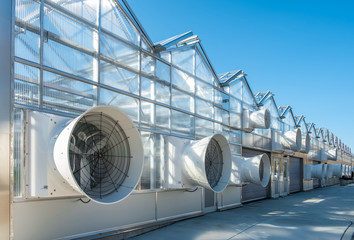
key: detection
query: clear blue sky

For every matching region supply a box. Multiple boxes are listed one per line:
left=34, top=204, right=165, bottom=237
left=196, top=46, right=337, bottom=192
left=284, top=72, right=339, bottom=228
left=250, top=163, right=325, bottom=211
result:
left=128, top=0, right=354, bottom=150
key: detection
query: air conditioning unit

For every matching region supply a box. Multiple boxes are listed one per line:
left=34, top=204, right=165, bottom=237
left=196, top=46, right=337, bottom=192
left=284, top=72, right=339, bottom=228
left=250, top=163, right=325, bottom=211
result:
left=242, top=109, right=270, bottom=132
left=164, top=134, right=232, bottom=193
left=271, top=128, right=302, bottom=153
left=229, top=153, right=271, bottom=187
left=326, top=164, right=342, bottom=178
left=26, top=106, right=144, bottom=204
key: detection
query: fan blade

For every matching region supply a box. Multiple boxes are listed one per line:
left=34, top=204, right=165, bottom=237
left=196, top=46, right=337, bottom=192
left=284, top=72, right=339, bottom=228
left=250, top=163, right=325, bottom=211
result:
left=70, top=143, right=82, bottom=155
left=86, top=137, right=108, bottom=155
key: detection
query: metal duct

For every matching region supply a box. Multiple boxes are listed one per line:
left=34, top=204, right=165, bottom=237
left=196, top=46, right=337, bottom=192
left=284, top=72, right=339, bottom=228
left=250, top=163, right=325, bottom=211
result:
left=53, top=106, right=144, bottom=204
left=326, top=164, right=342, bottom=178
left=303, top=164, right=312, bottom=180
left=308, top=150, right=322, bottom=161
left=321, top=148, right=337, bottom=161
left=165, top=134, right=232, bottom=193
left=281, top=128, right=302, bottom=152
left=229, top=154, right=271, bottom=188
left=323, top=164, right=328, bottom=179
left=311, top=164, right=325, bottom=180
left=242, top=109, right=271, bottom=132
left=300, top=133, right=310, bottom=154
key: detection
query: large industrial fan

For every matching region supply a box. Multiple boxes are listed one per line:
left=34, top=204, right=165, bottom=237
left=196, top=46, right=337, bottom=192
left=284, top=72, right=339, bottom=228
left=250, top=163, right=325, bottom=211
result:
left=27, top=106, right=143, bottom=204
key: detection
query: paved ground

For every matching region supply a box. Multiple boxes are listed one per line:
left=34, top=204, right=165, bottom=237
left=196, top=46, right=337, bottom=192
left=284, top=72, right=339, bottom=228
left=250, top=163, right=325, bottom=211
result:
left=131, top=184, right=354, bottom=240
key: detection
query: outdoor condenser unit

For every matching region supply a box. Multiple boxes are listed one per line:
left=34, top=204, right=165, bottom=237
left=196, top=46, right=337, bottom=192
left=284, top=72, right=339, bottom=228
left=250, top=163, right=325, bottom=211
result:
left=271, top=128, right=302, bottom=153
left=242, top=109, right=271, bottom=132
left=26, top=106, right=144, bottom=204
left=229, top=153, right=271, bottom=187
left=164, top=134, right=232, bottom=192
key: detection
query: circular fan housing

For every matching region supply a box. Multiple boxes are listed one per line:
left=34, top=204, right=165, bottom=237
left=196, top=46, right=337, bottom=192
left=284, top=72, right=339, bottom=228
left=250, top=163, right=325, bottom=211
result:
left=54, top=106, right=144, bottom=204
left=182, top=134, right=232, bottom=193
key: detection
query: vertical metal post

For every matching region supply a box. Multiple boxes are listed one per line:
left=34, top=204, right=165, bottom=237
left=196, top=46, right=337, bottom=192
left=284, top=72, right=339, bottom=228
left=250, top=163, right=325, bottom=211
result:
left=39, top=0, right=44, bottom=109
left=0, top=0, right=13, bottom=239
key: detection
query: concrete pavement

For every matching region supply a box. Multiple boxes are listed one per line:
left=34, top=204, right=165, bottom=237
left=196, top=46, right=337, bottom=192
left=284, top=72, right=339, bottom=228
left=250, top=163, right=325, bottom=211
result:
left=131, top=184, right=354, bottom=240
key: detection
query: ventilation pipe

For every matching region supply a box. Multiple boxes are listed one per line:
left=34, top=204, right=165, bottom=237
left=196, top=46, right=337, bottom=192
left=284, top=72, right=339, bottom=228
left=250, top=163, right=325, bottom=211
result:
left=320, top=149, right=337, bottom=161
left=308, top=150, right=322, bottom=161
left=164, top=134, right=232, bottom=193
left=327, top=164, right=342, bottom=178
left=281, top=128, right=302, bottom=152
left=311, top=164, right=325, bottom=179
left=230, top=153, right=271, bottom=187
left=242, top=109, right=271, bottom=132
left=323, top=164, right=328, bottom=179
left=53, top=106, right=144, bottom=204
left=300, top=133, right=311, bottom=154
left=303, top=164, right=312, bottom=180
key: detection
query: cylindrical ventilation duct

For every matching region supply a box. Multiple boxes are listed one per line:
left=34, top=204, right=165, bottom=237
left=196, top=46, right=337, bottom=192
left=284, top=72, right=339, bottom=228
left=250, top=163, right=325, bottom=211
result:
left=323, top=164, right=328, bottom=179
left=281, top=128, right=302, bottom=152
left=303, top=164, right=312, bottom=180
left=53, top=106, right=144, bottom=204
left=308, top=150, right=321, bottom=161
left=327, top=164, right=342, bottom=178
left=311, top=164, right=325, bottom=179
left=249, top=109, right=271, bottom=129
left=182, top=134, right=232, bottom=193
left=300, top=133, right=310, bottom=154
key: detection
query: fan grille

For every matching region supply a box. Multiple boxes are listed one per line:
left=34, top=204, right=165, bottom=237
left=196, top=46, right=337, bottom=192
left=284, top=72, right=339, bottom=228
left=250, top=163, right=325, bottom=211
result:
left=69, top=111, right=131, bottom=200
left=205, top=139, right=223, bottom=188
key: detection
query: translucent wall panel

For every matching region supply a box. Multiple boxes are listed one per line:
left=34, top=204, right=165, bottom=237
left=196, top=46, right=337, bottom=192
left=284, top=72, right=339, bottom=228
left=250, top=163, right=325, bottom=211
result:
left=171, top=47, right=194, bottom=74
left=195, top=118, right=213, bottom=139
left=242, top=81, right=255, bottom=106
left=141, top=37, right=153, bottom=53
left=100, top=60, right=139, bottom=95
left=229, top=79, right=242, bottom=98
left=229, top=130, right=242, bottom=144
left=222, top=92, right=230, bottom=110
left=156, top=105, right=170, bottom=132
left=99, top=88, right=138, bottom=122
left=172, top=88, right=194, bottom=113
left=171, top=110, right=194, bottom=137
left=230, top=111, right=242, bottom=129
left=100, top=33, right=139, bottom=70
left=155, top=82, right=170, bottom=105
left=160, top=51, right=171, bottom=63
left=172, top=68, right=194, bottom=93
left=214, top=89, right=223, bottom=107
left=15, top=0, right=40, bottom=26
left=14, top=26, right=40, bottom=63
left=214, top=123, right=222, bottom=134
left=196, top=80, right=212, bottom=100
left=140, top=132, right=165, bottom=189
left=14, top=62, right=39, bottom=107
left=230, top=144, right=242, bottom=155
left=44, top=40, right=95, bottom=81
left=13, top=108, right=24, bottom=197
left=51, top=0, right=99, bottom=25
left=196, top=98, right=213, bottom=118
left=43, top=70, right=97, bottom=114
left=141, top=77, right=154, bottom=100
left=156, top=60, right=170, bottom=82
left=141, top=53, right=155, bottom=76
left=101, top=0, right=139, bottom=46
left=214, top=106, right=222, bottom=122
left=141, top=101, right=154, bottom=128
left=195, top=51, right=214, bottom=85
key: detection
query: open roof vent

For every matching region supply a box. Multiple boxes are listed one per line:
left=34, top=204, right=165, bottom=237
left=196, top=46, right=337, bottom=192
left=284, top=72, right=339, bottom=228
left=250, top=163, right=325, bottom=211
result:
left=53, top=106, right=143, bottom=204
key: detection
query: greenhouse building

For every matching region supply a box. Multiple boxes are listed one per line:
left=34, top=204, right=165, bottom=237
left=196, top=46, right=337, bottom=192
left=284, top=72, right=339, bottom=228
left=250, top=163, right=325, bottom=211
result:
left=0, top=0, right=353, bottom=239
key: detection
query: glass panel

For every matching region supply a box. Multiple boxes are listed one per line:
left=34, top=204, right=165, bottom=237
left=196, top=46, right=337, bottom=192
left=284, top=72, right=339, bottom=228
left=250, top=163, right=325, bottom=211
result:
left=140, top=132, right=164, bottom=189
left=141, top=101, right=154, bottom=128
left=141, top=77, right=154, bottom=100
left=14, top=25, right=40, bottom=63
left=214, top=123, right=222, bottom=134
left=171, top=47, right=194, bottom=74
left=44, top=7, right=96, bottom=50
left=172, top=88, right=194, bottom=113
left=222, top=109, right=229, bottom=125
left=101, top=0, right=139, bottom=45
left=230, top=144, right=242, bottom=155
left=195, top=51, right=214, bottom=84
left=214, top=89, right=223, bottom=107
left=44, top=40, right=94, bottom=81
left=274, top=160, right=279, bottom=177
left=243, top=81, right=255, bottom=106
left=13, top=108, right=24, bottom=197
left=156, top=105, right=170, bottom=132
left=14, top=62, right=39, bottom=107
left=160, top=51, right=171, bottom=63
left=230, top=111, right=242, bottom=129
left=229, top=80, right=242, bottom=99
left=171, top=110, right=194, bottom=137
left=230, top=96, right=242, bottom=114
left=222, top=92, right=230, bottom=110
left=51, top=0, right=99, bottom=24
left=196, top=98, right=213, bottom=119
left=195, top=118, right=213, bottom=139
left=230, top=130, right=242, bottom=144
left=156, top=60, right=170, bottom=82
left=141, top=53, right=155, bottom=76
left=214, top=106, right=222, bottom=122
left=99, top=88, right=138, bottom=122
left=155, top=81, right=170, bottom=105
left=196, top=80, right=212, bottom=100
left=100, top=60, right=139, bottom=95
left=100, top=33, right=139, bottom=70
left=141, top=37, right=152, bottom=53
left=283, top=162, right=288, bottom=178
left=15, top=0, right=40, bottom=26
left=172, top=68, right=194, bottom=93
left=43, top=70, right=97, bottom=114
